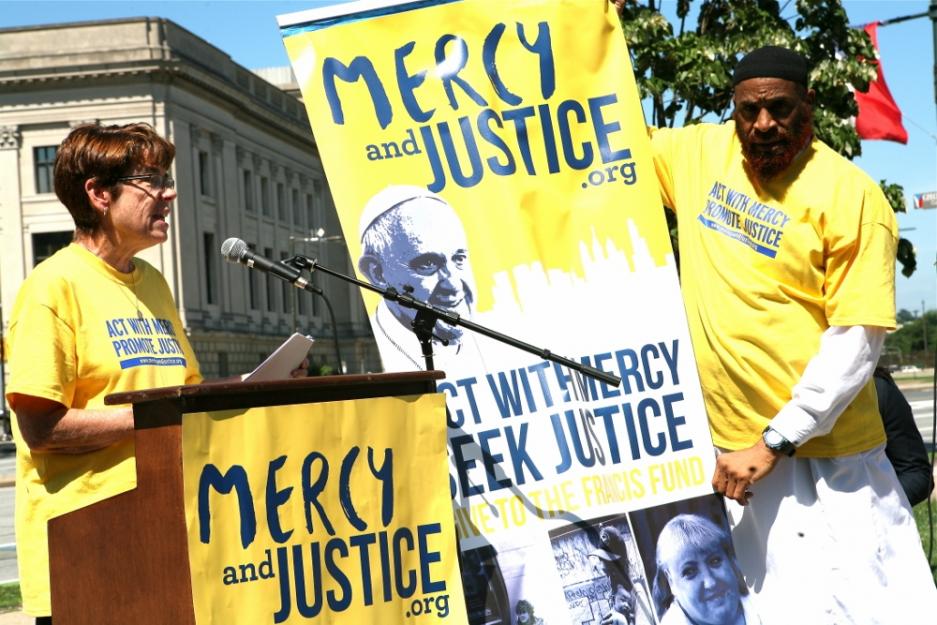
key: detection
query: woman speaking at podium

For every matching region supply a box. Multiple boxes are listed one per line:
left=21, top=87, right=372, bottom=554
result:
left=6, top=123, right=203, bottom=623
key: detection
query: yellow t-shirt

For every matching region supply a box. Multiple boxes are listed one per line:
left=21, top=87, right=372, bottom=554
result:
left=650, top=122, right=896, bottom=457
left=6, top=243, right=202, bottom=616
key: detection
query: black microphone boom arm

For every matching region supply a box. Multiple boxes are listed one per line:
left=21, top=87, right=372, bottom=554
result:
left=286, top=254, right=621, bottom=388
left=221, top=237, right=342, bottom=372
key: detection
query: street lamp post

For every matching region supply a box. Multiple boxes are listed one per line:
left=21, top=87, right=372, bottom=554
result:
left=923, top=299, right=929, bottom=367
left=932, top=1, right=937, bottom=127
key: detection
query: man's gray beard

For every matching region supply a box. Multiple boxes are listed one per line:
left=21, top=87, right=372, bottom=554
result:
left=736, top=113, right=812, bottom=181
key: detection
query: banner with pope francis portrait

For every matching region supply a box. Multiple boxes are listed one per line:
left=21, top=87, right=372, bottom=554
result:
left=280, top=1, right=730, bottom=624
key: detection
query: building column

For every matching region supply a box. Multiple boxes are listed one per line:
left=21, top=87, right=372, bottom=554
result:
left=0, top=125, right=25, bottom=319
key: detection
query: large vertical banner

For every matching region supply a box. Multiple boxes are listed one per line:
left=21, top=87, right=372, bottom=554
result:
left=281, top=2, right=742, bottom=624
left=181, top=396, right=467, bottom=623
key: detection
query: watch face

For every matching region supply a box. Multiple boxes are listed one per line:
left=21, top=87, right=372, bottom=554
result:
left=763, top=428, right=793, bottom=454
left=764, top=429, right=783, bottom=447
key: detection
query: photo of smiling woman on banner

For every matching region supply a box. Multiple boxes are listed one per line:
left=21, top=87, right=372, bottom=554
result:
left=652, top=514, right=758, bottom=625
left=630, top=496, right=761, bottom=625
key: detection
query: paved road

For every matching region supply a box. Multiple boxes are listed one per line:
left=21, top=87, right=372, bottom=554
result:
left=0, top=447, right=15, bottom=584
left=906, top=387, right=936, bottom=449
left=0, top=487, right=14, bottom=585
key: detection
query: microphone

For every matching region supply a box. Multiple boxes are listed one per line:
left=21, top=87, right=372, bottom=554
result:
left=220, top=237, right=322, bottom=294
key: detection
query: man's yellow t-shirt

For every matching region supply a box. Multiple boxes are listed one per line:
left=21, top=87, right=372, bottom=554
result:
left=6, top=243, right=202, bottom=616
left=650, top=122, right=897, bottom=457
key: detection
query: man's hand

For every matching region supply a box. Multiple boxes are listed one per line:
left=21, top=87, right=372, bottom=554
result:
left=711, top=439, right=782, bottom=505
left=610, top=0, right=626, bottom=18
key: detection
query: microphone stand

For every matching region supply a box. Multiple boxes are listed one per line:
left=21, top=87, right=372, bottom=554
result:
left=284, top=255, right=621, bottom=388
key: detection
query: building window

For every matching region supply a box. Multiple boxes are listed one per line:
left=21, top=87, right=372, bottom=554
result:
left=291, top=189, right=301, bottom=226
left=198, top=151, right=213, bottom=197
left=218, top=352, right=229, bottom=378
left=31, top=231, right=72, bottom=266
left=34, top=146, right=57, bottom=194
left=247, top=243, right=258, bottom=309
left=261, top=177, right=271, bottom=217
left=305, top=193, right=315, bottom=229
left=265, top=246, right=277, bottom=312
left=203, top=232, right=217, bottom=305
left=276, top=183, right=286, bottom=221
left=280, top=251, right=290, bottom=317
left=243, top=171, right=254, bottom=212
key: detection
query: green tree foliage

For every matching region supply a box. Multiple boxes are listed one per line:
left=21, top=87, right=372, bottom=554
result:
left=615, top=0, right=915, bottom=275
left=880, top=180, right=916, bottom=277
left=885, top=310, right=937, bottom=363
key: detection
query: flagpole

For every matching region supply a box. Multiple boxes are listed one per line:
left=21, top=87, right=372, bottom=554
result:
left=873, top=10, right=929, bottom=27
left=932, top=2, right=937, bottom=127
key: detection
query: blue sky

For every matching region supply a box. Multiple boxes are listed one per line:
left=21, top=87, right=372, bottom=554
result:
left=2, top=0, right=934, bottom=312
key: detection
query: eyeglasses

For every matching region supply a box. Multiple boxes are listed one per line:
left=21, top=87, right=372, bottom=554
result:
left=117, top=173, right=175, bottom=190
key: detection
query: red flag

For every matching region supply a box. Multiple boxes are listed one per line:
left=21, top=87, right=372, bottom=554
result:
left=855, top=22, right=908, bottom=143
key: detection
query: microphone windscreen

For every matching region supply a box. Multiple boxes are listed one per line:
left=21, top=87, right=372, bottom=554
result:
left=220, top=237, right=247, bottom=261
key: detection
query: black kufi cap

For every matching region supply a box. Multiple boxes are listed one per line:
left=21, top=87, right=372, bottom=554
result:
left=732, top=46, right=808, bottom=87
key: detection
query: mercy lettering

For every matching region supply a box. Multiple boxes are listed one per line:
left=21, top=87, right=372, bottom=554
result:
left=321, top=21, right=554, bottom=129
left=703, top=181, right=790, bottom=255
left=196, top=446, right=394, bottom=548
left=320, top=20, right=634, bottom=191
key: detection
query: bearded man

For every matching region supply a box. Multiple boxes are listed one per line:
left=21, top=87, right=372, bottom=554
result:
left=647, top=45, right=936, bottom=624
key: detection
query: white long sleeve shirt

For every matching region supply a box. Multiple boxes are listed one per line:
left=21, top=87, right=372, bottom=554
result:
left=769, top=325, right=885, bottom=446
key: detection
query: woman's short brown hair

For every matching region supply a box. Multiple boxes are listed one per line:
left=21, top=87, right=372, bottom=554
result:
left=53, top=123, right=175, bottom=234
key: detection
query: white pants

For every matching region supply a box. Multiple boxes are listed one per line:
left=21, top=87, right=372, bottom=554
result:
left=724, top=444, right=937, bottom=625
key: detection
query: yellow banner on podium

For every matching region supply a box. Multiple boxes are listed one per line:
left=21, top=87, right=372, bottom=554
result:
left=181, top=394, right=465, bottom=624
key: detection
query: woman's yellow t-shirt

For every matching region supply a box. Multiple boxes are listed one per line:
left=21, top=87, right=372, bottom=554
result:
left=6, top=244, right=202, bottom=616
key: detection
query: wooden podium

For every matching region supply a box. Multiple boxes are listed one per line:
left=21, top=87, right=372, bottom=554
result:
left=47, top=371, right=442, bottom=625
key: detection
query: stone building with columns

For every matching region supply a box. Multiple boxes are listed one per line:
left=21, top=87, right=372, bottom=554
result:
left=0, top=17, right=382, bottom=386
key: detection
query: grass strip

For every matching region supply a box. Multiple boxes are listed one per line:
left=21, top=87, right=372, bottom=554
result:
left=0, top=582, right=22, bottom=611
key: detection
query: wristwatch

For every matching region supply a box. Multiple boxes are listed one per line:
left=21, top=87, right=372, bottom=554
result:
left=762, top=426, right=796, bottom=457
